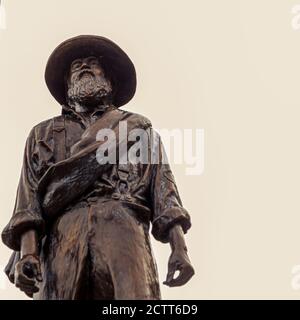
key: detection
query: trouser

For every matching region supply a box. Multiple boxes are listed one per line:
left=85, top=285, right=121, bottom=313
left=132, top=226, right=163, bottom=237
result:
left=37, top=200, right=161, bottom=300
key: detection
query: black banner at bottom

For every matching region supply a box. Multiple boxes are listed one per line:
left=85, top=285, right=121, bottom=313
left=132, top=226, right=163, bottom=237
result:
left=0, top=300, right=298, bottom=319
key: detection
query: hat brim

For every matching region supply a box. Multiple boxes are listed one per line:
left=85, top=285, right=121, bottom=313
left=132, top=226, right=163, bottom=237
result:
left=45, top=35, right=136, bottom=107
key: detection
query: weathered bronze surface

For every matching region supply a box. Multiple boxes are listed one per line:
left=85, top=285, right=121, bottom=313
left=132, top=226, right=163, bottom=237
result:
left=1, top=35, right=194, bottom=299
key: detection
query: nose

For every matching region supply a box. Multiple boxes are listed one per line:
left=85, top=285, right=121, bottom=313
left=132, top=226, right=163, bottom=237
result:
left=80, top=60, right=90, bottom=70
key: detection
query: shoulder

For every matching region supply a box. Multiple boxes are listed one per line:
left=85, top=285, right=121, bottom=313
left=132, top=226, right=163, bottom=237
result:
left=28, top=115, right=62, bottom=141
left=117, top=109, right=152, bottom=129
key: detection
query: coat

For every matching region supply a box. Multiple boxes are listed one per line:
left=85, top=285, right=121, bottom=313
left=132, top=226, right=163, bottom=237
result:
left=1, top=105, right=191, bottom=299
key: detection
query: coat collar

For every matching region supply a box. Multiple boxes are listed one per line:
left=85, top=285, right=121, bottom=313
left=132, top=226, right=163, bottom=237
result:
left=61, top=104, right=116, bottom=128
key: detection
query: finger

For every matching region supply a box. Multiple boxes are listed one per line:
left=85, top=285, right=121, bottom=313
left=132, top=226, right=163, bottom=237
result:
left=25, top=291, right=34, bottom=298
left=19, top=283, right=39, bottom=294
left=36, top=273, right=43, bottom=283
left=15, top=280, right=36, bottom=291
left=16, top=280, right=39, bottom=294
left=167, top=265, right=195, bottom=287
left=163, top=263, right=177, bottom=286
left=32, top=263, right=43, bottom=282
left=15, top=272, right=36, bottom=287
left=20, top=287, right=38, bottom=298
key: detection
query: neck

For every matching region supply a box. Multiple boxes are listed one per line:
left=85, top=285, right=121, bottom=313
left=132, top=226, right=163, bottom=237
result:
left=71, top=101, right=112, bottom=114
left=66, top=102, right=114, bottom=128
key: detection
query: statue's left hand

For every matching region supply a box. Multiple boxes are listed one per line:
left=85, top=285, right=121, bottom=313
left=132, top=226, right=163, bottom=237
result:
left=14, top=254, right=42, bottom=297
left=163, top=248, right=195, bottom=287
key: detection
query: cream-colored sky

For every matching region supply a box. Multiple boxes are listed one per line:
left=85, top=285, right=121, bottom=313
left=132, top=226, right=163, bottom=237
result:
left=1, top=0, right=300, bottom=299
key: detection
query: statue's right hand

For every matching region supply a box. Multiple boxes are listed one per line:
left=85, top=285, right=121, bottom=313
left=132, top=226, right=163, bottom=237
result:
left=14, top=254, right=42, bottom=297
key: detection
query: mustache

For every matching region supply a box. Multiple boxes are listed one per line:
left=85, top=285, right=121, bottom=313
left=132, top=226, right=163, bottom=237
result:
left=75, top=69, right=96, bottom=81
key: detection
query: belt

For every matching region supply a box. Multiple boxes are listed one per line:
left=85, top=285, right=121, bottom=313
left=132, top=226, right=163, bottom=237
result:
left=87, top=196, right=151, bottom=227
left=62, top=164, right=152, bottom=226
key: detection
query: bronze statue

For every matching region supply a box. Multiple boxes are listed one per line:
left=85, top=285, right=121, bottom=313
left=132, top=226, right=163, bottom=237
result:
left=1, top=35, right=194, bottom=299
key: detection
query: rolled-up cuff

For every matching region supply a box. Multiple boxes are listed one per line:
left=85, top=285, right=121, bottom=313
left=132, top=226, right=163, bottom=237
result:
left=151, top=207, right=191, bottom=243
left=1, top=210, right=45, bottom=251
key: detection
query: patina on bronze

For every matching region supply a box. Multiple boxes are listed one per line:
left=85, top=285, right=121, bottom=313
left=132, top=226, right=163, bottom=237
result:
left=1, top=35, right=194, bottom=299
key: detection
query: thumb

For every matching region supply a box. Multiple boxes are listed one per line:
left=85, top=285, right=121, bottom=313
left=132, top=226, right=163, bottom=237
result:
left=163, top=263, right=176, bottom=285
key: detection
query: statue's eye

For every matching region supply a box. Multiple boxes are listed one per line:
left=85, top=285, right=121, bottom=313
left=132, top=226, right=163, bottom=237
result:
left=90, top=60, right=98, bottom=66
left=72, top=61, right=82, bottom=70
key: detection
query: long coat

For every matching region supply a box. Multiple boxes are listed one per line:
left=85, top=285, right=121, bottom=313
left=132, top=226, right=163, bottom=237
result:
left=1, top=105, right=191, bottom=299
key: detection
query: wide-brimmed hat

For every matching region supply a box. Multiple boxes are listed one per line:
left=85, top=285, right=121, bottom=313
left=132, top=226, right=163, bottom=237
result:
left=45, top=35, right=137, bottom=107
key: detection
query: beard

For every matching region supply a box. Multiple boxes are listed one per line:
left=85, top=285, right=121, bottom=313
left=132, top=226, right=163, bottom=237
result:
left=67, top=72, right=113, bottom=108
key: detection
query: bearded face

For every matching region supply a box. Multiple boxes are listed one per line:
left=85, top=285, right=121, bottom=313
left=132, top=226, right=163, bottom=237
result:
left=67, top=56, right=113, bottom=108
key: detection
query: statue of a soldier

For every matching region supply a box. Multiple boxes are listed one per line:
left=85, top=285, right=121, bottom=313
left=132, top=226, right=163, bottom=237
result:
left=1, top=35, right=194, bottom=299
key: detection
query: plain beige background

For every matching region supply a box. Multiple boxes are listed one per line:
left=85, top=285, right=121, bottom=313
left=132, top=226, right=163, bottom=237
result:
left=1, top=0, right=300, bottom=299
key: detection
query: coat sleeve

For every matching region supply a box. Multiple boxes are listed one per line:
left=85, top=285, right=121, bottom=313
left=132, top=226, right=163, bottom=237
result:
left=150, top=130, right=191, bottom=243
left=1, top=128, right=45, bottom=251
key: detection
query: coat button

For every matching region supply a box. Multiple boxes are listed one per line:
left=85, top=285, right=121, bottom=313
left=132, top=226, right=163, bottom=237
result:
left=112, top=193, right=121, bottom=200
left=125, top=195, right=133, bottom=202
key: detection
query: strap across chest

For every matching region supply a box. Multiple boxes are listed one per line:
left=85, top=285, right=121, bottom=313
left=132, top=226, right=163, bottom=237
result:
left=53, top=116, right=66, bottom=162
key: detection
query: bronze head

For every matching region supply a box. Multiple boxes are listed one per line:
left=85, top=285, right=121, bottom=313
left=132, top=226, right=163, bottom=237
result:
left=66, top=56, right=113, bottom=110
left=44, top=35, right=137, bottom=108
